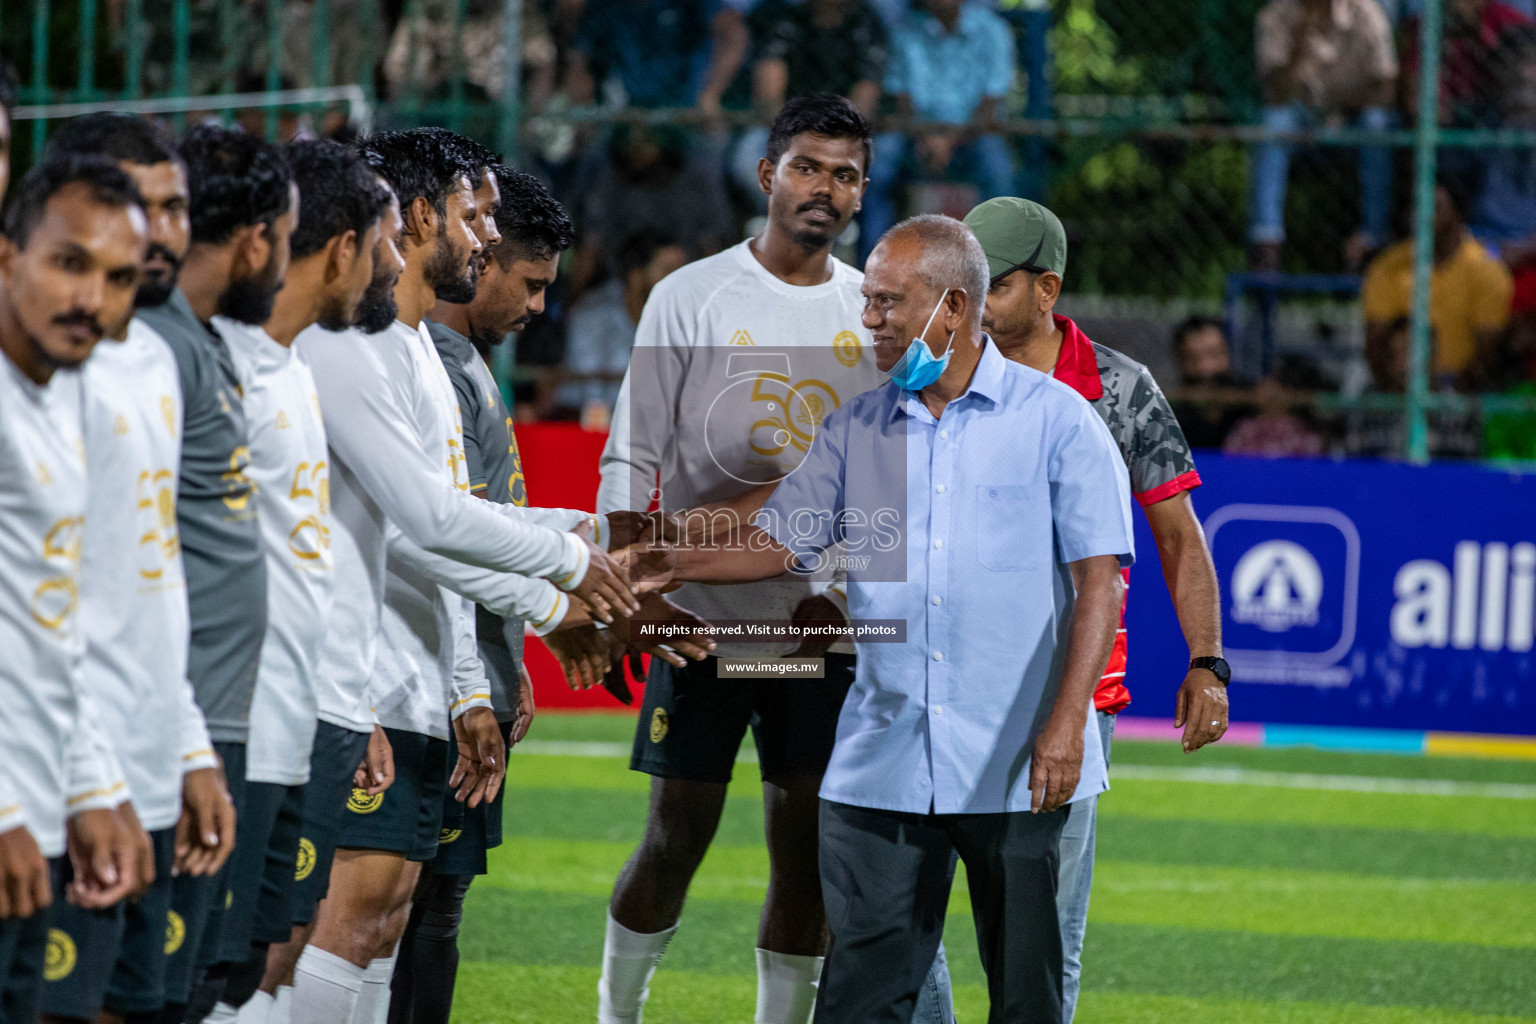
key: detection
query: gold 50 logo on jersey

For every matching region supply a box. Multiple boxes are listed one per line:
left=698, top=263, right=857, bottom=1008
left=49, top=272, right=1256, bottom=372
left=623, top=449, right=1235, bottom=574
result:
left=137, top=468, right=181, bottom=583
left=32, top=516, right=84, bottom=630
left=703, top=352, right=842, bottom=488
left=287, top=461, right=332, bottom=561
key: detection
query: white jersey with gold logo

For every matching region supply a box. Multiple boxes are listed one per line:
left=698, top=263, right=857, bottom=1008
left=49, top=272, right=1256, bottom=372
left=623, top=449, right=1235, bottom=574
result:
left=79, top=320, right=218, bottom=832
left=599, top=240, right=883, bottom=657
left=0, top=357, right=128, bottom=857
left=217, top=316, right=333, bottom=785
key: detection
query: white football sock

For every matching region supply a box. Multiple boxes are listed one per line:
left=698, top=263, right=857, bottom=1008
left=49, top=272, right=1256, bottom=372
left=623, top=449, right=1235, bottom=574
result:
left=202, top=1002, right=239, bottom=1024
left=291, top=945, right=364, bottom=1024
left=597, top=912, right=678, bottom=1024
left=754, top=948, right=824, bottom=1024
left=270, top=985, right=293, bottom=1024
left=349, top=953, right=397, bottom=1024
left=234, top=989, right=275, bottom=1024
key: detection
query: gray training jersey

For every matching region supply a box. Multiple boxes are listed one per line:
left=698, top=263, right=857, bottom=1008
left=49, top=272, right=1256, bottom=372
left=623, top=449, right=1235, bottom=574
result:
left=427, top=319, right=527, bottom=722
left=139, top=290, right=267, bottom=742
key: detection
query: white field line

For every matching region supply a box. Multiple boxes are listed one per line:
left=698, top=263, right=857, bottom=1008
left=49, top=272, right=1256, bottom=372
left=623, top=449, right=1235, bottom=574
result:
left=514, top=740, right=1536, bottom=800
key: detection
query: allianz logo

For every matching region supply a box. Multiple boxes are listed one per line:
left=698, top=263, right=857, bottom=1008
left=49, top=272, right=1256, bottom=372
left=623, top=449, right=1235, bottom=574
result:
left=1228, top=537, right=1534, bottom=654
left=1392, top=541, right=1536, bottom=652
left=1231, top=540, right=1323, bottom=633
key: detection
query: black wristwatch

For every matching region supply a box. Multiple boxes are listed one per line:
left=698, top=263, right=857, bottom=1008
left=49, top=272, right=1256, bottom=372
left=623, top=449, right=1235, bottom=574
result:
left=1189, top=656, right=1230, bottom=686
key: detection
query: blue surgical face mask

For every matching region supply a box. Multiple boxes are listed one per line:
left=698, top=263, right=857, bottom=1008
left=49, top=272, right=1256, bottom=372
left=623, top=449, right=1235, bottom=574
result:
left=888, top=288, right=954, bottom=392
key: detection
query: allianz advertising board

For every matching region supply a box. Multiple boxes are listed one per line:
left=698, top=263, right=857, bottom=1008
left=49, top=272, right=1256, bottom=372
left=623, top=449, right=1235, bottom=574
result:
left=1122, top=454, right=1536, bottom=735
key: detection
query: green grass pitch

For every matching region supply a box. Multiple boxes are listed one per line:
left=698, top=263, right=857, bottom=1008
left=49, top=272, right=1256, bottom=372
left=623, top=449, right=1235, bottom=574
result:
left=449, top=712, right=1536, bottom=1023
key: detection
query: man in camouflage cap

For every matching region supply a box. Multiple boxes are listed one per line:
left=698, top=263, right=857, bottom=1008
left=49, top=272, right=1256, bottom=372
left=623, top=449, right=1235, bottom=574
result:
left=913, top=197, right=1233, bottom=1023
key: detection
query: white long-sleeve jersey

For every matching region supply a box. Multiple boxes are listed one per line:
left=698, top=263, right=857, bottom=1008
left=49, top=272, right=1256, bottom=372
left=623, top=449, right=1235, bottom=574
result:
left=296, top=321, right=588, bottom=735
left=376, top=322, right=510, bottom=738
left=598, top=241, right=880, bottom=656
left=217, top=317, right=333, bottom=784
left=78, top=321, right=217, bottom=832
left=0, top=357, right=129, bottom=857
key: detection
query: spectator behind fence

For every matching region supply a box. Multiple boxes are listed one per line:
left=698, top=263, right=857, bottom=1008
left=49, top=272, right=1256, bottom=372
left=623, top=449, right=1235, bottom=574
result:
left=729, top=0, right=890, bottom=200
left=1404, top=0, right=1532, bottom=127
left=1470, top=25, right=1536, bottom=247
left=382, top=0, right=558, bottom=111
left=1362, top=178, right=1513, bottom=387
left=861, top=0, right=1016, bottom=261
left=1347, top=315, right=1484, bottom=457
left=1483, top=263, right=1536, bottom=458
left=560, top=230, right=691, bottom=415
left=1251, top=0, right=1398, bottom=271
left=565, top=0, right=747, bottom=112
left=569, top=124, right=732, bottom=297
left=1223, top=357, right=1330, bottom=458
left=1170, top=316, right=1253, bottom=449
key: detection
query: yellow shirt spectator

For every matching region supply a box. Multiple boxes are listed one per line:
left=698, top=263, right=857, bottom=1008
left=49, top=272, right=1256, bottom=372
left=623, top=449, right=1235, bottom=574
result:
left=1362, top=232, right=1513, bottom=376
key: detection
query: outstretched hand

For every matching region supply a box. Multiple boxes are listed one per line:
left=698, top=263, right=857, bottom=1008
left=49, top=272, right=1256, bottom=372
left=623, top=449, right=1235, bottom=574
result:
left=614, top=593, right=717, bottom=667
left=451, top=707, right=506, bottom=809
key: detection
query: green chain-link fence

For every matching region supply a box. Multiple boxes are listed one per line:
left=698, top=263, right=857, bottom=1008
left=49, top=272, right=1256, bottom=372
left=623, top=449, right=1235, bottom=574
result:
left=6, top=0, right=1536, bottom=462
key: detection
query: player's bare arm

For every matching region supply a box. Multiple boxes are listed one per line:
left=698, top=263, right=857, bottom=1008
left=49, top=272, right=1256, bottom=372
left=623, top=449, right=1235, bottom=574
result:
left=1144, top=490, right=1229, bottom=752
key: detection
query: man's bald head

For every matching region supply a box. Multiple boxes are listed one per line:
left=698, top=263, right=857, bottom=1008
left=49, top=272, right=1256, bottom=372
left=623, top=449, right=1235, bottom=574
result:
left=873, top=215, right=989, bottom=329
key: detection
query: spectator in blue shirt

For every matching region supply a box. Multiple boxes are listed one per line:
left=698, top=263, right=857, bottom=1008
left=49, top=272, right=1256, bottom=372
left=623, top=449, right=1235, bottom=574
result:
left=729, top=0, right=890, bottom=200
left=565, top=0, right=748, bottom=112
left=666, top=215, right=1133, bottom=1023
left=862, top=0, right=1017, bottom=261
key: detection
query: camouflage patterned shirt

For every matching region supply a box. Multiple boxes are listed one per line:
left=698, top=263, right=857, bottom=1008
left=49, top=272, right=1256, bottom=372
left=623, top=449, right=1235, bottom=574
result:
left=1049, top=315, right=1202, bottom=712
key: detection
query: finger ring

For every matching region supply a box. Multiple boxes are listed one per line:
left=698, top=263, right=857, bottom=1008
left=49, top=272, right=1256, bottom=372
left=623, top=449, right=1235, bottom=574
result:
left=1211, top=720, right=1220, bottom=727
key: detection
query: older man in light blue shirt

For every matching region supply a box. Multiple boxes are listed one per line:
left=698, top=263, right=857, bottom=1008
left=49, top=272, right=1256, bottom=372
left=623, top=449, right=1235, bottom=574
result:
left=668, top=215, right=1132, bottom=1023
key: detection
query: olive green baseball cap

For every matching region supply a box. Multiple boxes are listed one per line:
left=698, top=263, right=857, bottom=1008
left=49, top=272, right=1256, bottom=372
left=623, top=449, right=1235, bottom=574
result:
left=963, top=197, right=1067, bottom=281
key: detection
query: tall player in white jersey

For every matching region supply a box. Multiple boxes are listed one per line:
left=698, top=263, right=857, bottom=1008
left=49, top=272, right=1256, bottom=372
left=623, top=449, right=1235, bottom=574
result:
left=596, top=95, right=884, bottom=1024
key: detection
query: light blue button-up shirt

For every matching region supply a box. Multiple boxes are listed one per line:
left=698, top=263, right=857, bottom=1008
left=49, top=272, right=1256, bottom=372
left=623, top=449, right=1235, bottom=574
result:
left=756, top=338, right=1134, bottom=815
left=885, top=3, right=1016, bottom=124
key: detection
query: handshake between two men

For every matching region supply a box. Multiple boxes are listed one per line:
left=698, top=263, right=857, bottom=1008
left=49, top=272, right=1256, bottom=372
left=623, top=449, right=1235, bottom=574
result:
left=542, top=494, right=842, bottom=704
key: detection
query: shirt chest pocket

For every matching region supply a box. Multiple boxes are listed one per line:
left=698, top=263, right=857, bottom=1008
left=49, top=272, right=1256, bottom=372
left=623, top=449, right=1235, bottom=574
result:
left=975, top=485, right=1049, bottom=572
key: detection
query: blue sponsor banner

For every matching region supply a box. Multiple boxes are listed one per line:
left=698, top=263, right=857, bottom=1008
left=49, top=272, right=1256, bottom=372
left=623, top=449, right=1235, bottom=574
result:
left=1122, top=454, right=1536, bottom=736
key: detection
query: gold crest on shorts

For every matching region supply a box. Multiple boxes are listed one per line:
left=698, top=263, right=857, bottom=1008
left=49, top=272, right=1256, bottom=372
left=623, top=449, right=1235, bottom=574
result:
left=295, top=837, right=317, bottom=881
left=165, top=910, right=186, bottom=956
left=348, top=787, right=384, bottom=814
left=44, top=928, right=76, bottom=981
left=439, top=828, right=462, bottom=844
left=650, top=708, right=669, bottom=743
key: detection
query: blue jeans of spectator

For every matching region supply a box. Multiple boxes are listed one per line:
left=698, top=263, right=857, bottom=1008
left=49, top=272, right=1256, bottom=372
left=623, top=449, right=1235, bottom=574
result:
left=1250, top=103, right=1394, bottom=246
left=912, top=711, right=1117, bottom=1024
left=861, top=131, right=1016, bottom=263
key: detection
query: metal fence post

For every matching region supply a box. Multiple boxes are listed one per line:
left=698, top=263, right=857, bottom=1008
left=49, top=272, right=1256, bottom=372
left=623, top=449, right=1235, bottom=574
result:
left=78, top=0, right=99, bottom=101
left=1407, top=0, right=1442, bottom=463
left=449, top=0, right=468, bottom=132
left=499, top=0, right=523, bottom=162
left=173, top=0, right=191, bottom=131
left=266, top=0, right=283, bottom=139
left=314, top=0, right=333, bottom=90
left=124, top=0, right=144, bottom=98
left=30, top=0, right=49, bottom=154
